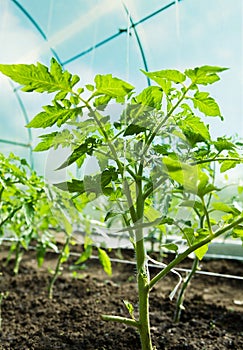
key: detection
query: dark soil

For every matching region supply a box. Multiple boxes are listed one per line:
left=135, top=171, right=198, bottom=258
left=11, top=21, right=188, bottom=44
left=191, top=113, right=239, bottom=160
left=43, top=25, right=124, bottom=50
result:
left=0, top=247, right=242, bottom=350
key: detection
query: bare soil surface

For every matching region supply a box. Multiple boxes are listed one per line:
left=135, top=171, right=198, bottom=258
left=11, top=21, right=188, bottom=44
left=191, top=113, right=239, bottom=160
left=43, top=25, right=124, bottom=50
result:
left=0, top=247, right=242, bottom=350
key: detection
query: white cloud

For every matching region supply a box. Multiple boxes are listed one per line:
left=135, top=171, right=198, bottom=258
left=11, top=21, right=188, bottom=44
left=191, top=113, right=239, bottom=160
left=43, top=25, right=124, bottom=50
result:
left=0, top=5, right=43, bottom=64
left=22, top=0, right=122, bottom=62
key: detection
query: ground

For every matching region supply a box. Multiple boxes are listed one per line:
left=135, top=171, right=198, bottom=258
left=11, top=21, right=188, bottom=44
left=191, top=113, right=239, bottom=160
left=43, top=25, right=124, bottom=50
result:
left=0, top=247, right=242, bottom=350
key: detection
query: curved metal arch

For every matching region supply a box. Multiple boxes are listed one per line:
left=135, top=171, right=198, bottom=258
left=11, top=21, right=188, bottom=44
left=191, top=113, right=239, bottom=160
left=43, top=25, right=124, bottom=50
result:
left=9, top=81, right=34, bottom=167
left=61, top=0, right=183, bottom=71
left=11, top=0, right=62, bottom=64
left=62, top=32, right=123, bottom=66
left=122, top=2, right=150, bottom=86
left=8, top=0, right=64, bottom=167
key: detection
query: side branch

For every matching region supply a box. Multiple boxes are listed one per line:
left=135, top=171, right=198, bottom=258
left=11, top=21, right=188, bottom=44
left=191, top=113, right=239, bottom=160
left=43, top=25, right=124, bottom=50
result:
left=101, top=314, right=139, bottom=328
left=149, top=215, right=243, bottom=290
left=190, top=157, right=243, bottom=166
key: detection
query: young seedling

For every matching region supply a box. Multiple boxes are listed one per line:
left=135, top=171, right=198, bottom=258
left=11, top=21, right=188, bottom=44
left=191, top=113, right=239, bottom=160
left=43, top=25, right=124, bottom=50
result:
left=0, top=60, right=242, bottom=350
left=0, top=152, right=53, bottom=273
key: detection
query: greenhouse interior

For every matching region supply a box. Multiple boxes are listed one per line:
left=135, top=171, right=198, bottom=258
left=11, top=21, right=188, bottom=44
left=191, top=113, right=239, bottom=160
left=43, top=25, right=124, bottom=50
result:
left=0, top=1, right=242, bottom=349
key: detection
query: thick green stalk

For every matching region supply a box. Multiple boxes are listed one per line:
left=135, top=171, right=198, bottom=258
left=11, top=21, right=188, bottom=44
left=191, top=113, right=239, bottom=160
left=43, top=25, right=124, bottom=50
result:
left=101, top=177, right=153, bottom=349
left=135, top=177, right=153, bottom=350
left=136, top=239, right=152, bottom=350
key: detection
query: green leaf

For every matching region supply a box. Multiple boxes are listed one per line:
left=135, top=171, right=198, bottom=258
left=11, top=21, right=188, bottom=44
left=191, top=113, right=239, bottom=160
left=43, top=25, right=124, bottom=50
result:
left=56, top=137, right=100, bottom=170
left=212, top=202, right=240, bottom=215
left=26, top=105, right=82, bottom=128
left=144, top=206, right=161, bottom=223
left=238, top=186, right=243, bottom=194
left=183, top=227, right=209, bottom=259
left=101, top=187, right=114, bottom=198
left=179, top=115, right=210, bottom=141
left=109, top=187, right=123, bottom=201
left=23, top=202, right=34, bottom=225
left=134, top=86, right=163, bottom=109
left=62, top=214, right=73, bottom=236
left=162, top=156, right=198, bottom=193
left=36, top=246, right=46, bottom=267
left=194, top=244, right=208, bottom=260
left=54, top=90, right=68, bottom=101
left=70, top=95, right=80, bottom=105
left=161, top=243, right=178, bottom=252
left=95, top=151, right=109, bottom=171
left=51, top=129, right=74, bottom=149
left=199, top=183, right=218, bottom=197
left=141, top=69, right=186, bottom=84
left=123, top=300, right=135, bottom=319
left=104, top=211, right=121, bottom=221
left=93, top=95, right=112, bottom=109
left=0, top=58, right=80, bottom=93
left=60, top=244, right=70, bottom=263
left=182, top=227, right=195, bottom=246
left=153, top=144, right=170, bottom=155
left=33, top=132, right=58, bottom=151
left=197, top=172, right=219, bottom=198
left=61, top=169, right=117, bottom=198
left=180, top=200, right=204, bottom=214
left=220, top=161, right=237, bottom=173
left=98, top=248, right=112, bottom=276
left=54, top=179, right=85, bottom=193
left=101, top=168, right=117, bottom=189
left=232, top=225, right=243, bottom=238
left=94, top=74, right=134, bottom=99
left=213, top=137, right=236, bottom=152
left=124, top=124, right=147, bottom=136
left=86, top=84, right=94, bottom=91
left=185, top=66, right=228, bottom=85
left=75, top=245, right=92, bottom=264
left=192, top=91, right=221, bottom=116
left=83, top=175, right=102, bottom=196
left=159, top=217, right=175, bottom=225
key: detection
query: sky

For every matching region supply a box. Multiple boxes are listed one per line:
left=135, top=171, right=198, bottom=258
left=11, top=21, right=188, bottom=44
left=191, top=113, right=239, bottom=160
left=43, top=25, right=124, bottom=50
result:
left=0, top=0, right=242, bottom=183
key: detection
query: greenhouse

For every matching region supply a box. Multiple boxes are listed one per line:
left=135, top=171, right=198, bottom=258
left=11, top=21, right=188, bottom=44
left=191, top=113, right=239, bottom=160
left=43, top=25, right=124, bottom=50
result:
left=0, top=1, right=242, bottom=349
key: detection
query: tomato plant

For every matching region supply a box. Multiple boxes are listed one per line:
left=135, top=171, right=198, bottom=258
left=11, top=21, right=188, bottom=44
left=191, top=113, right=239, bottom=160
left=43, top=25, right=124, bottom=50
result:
left=0, top=152, right=58, bottom=273
left=0, top=152, right=93, bottom=297
left=0, top=60, right=242, bottom=350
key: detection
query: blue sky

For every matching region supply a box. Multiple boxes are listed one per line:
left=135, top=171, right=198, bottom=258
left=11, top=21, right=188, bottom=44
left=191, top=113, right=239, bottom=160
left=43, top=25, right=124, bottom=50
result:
left=0, top=0, right=242, bottom=182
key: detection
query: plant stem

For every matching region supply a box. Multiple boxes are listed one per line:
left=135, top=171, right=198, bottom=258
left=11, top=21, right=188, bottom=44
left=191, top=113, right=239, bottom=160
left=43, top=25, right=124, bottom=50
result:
left=13, top=241, right=23, bottom=275
left=48, top=235, right=70, bottom=299
left=135, top=175, right=153, bottom=350
left=173, top=257, right=199, bottom=323
left=0, top=205, right=22, bottom=227
left=136, top=239, right=152, bottom=350
left=201, top=196, right=213, bottom=236
left=190, top=157, right=242, bottom=166
left=143, top=83, right=193, bottom=156
left=149, top=214, right=243, bottom=290
left=101, top=314, right=139, bottom=328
